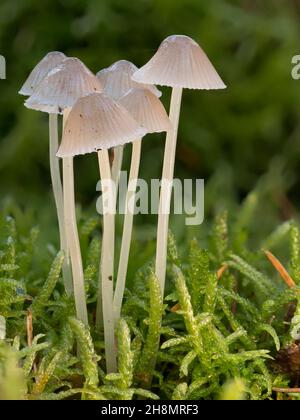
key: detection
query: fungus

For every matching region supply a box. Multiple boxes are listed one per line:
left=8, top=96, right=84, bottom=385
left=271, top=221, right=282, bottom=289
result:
left=57, top=92, right=146, bottom=373
left=113, top=87, right=171, bottom=322
left=26, top=57, right=102, bottom=326
left=19, top=52, right=73, bottom=293
left=132, top=35, right=226, bottom=295
left=19, top=52, right=66, bottom=97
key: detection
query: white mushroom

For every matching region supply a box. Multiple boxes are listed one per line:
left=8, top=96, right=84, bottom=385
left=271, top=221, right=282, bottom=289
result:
left=19, top=51, right=73, bottom=295
left=58, top=92, right=146, bottom=373
left=27, top=57, right=103, bottom=328
left=132, top=35, right=226, bottom=296
left=113, top=88, right=171, bottom=323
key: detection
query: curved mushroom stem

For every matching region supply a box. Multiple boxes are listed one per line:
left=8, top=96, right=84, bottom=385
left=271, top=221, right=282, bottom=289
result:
left=49, top=113, right=73, bottom=296
left=155, top=87, right=183, bottom=296
left=96, top=149, right=117, bottom=373
left=62, top=110, right=88, bottom=326
left=114, top=139, right=142, bottom=323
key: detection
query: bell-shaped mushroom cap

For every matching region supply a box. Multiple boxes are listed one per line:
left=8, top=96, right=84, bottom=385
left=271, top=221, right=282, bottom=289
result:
left=119, top=88, right=171, bottom=133
left=19, top=51, right=67, bottom=96
left=96, top=60, right=161, bottom=101
left=24, top=103, right=60, bottom=114
left=132, top=35, right=226, bottom=90
left=57, top=93, right=147, bottom=158
left=25, top=57, right=103, bottom=114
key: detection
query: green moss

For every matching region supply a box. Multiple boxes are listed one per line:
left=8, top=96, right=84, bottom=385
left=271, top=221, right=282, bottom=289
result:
left=0, top=204, right=299, bottom=400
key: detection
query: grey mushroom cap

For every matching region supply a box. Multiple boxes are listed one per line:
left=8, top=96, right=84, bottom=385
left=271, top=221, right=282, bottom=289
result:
left=132, top=35, right=226, bottom=90
left=97, top=60, right=161, bottom=101
left=57, top=92, right=148, bottom=158
left=19, top=51, right=67, bottom=96
left=25, top=57, right=103, bottom=114
left=119, top=87, right=172, bottom=133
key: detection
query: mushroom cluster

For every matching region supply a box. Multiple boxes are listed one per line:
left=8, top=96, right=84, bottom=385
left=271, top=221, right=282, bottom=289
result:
left=19, top=35, right=226, bottom=373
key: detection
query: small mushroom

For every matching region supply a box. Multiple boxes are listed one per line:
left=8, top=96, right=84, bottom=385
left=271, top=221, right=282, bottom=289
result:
left=25, top=57, right=102, bottom=113
left=57, top=92, right=146, bottom=157
left=113, top=88, right=172, bottom=322
left=132, top=35, right=226, bottom=89
left=119, top=87, right=171, bottom=133
left=58, top=92, right=146, bottom=373
left=96, top=62, right=162, bottom=326
left=19, top=51, right=66, bottom=96
left=19, top=51, right=73, bottom=295
left=97, top=59, right=161, bottom=101
left=27, top=57, right=102, bottom=328
left=132, top=35, right=226, bottom=296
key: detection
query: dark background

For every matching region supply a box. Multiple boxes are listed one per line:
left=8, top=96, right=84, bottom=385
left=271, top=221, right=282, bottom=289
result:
left=0, top=0, right=300, bottom=245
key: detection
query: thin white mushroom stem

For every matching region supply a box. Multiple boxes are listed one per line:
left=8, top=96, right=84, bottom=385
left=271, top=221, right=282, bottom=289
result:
left=114, top=138, right=142, bottom=322
left=98, top=144, right=123, bottom=327
left=63, top=157, right=88, bottom=325
left=155, top=87, right=183, bottom=296
left=62, top=111, right=88, bottom=326
left=49, top=113, right=73, bottom=296
left=96, top=149, right=117, bottom=373
left=111, top=145, right=124, bottom=190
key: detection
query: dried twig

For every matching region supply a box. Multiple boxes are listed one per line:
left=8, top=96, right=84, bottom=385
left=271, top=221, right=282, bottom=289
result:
left=170, top=303, right=180, bottom=313
left=26, top=309, right=33, bottom=347
left=273, top=387, right=300, bottom=394
left=217, top=264, right=228, bottom=280
left=264, top=250, right=296, bottom=289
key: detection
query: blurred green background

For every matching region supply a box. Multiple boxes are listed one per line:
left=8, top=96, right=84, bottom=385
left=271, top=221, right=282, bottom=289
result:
left=0, top=0, right=300, bottom=246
